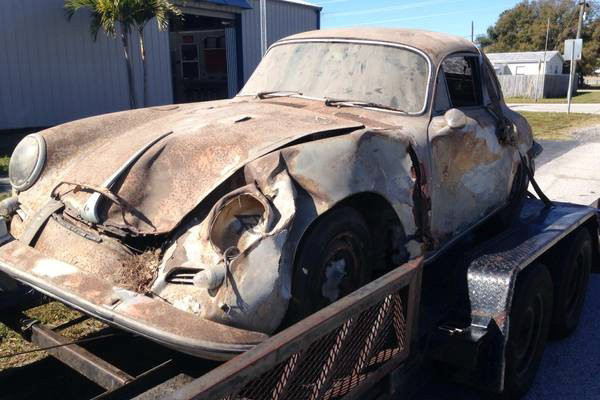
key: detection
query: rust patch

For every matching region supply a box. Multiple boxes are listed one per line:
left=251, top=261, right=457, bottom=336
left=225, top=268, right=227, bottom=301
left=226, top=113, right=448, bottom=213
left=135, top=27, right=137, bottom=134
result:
left=431, top=127, right=502, bottom=186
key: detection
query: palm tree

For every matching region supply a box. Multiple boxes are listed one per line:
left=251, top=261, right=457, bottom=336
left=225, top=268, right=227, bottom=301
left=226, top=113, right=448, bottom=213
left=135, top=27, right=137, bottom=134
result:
left=65, top=0, right=139, bottom=109
left=133, top=0, right=181, bottom=107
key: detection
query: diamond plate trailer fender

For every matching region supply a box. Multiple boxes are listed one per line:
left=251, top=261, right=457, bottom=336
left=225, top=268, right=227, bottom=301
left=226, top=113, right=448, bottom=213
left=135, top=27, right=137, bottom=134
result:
left=466, top=200, right=598, bottom=392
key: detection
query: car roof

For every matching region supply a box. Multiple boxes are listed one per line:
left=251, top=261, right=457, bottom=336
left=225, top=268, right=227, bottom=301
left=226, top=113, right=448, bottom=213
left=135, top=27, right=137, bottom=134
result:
left=278, top=28, right=478, bottom=64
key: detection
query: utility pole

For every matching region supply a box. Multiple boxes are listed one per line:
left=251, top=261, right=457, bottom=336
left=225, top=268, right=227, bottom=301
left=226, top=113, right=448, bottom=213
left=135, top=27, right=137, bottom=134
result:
left=471, top=21, right=474, bottom=42
left=260, top=0, right=267, bottom=57
left=567, top=1, right=587, bottom=114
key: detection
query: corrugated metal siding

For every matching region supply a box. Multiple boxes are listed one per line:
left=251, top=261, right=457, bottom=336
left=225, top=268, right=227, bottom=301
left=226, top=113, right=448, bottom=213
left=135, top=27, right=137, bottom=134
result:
left=240, top=0, right=318, bottom=83
left=225, top=27, right=239, bottom=98
left=0, top=0, right=172, bottom=130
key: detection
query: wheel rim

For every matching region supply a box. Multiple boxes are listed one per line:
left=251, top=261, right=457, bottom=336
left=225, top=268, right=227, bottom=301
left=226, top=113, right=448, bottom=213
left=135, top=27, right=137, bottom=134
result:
left=319, top=232, right=363, bottom=305
left=514, top=294, right=544, bottom=378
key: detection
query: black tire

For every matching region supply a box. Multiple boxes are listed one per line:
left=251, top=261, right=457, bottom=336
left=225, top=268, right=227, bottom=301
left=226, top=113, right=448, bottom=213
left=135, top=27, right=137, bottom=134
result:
left=503, top=264, right=553, bottom=399
left=550, top=228, right=592, bottom=339
left=285, top=207, right=372, bottom=324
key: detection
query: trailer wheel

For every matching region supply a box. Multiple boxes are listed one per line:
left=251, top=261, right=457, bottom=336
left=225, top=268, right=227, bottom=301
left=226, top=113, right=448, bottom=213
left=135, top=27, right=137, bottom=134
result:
left=504, top=264, right=553, bottom=399
left=550, top=228, right=592, bottom=339
left=285, top=207, right=372, bottom=324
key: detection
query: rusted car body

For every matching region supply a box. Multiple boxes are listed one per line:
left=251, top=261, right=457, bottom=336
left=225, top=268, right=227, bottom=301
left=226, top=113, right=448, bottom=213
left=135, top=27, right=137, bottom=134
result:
left=0, top=29, right=535, bottom=359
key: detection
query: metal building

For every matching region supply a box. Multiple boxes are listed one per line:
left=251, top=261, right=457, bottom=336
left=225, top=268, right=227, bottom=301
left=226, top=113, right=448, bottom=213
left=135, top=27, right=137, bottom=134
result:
left=0, top=0, right=321, bottom=130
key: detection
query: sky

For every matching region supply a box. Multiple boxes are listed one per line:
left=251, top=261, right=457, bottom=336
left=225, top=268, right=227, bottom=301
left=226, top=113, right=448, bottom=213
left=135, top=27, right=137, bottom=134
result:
left=311, top=0, right=523, bottom=40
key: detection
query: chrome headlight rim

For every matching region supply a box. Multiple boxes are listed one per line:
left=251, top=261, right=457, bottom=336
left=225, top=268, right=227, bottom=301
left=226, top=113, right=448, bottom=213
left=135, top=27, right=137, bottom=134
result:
left=9, top=133, right=47, bottom=192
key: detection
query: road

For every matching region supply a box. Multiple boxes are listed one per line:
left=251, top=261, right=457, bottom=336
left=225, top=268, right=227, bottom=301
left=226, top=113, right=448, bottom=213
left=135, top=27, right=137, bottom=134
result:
left=508, top=103, right=600, bottom=114
left=420, top=123, right=600, bottom=399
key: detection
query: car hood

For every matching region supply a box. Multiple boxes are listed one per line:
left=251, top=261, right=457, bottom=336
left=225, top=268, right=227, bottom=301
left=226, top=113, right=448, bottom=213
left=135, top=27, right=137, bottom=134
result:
left=18, top=99, right=364, bottom=234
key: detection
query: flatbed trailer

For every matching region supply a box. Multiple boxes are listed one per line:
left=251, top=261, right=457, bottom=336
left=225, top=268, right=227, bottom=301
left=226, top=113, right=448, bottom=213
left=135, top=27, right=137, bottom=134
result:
left=1, top=197, right=598, bottom=399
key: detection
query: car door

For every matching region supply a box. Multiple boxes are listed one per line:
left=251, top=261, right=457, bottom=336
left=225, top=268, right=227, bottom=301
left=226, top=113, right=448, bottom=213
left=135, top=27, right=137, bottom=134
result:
left=427, top=53, right=515, bottom=249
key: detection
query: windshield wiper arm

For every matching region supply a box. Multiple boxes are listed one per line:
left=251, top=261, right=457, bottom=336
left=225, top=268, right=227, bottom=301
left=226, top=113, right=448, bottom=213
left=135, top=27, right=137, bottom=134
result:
left=257, top=90, right=303, bottom=99
left=325, top=98, right=405, bottom=113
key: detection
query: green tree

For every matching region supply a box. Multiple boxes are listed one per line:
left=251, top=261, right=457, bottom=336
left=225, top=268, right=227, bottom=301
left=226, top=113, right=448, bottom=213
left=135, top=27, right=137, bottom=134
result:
left=65, top=0, right=140, bottom=109
left=478, top=0, right=600, bottom=75
left=133, top=0, right=181, bottom=107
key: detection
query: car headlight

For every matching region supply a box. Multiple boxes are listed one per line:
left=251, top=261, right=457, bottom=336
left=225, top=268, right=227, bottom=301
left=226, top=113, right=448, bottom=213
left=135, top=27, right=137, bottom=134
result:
left=208, top=186, right=274, bottom=253
left=9, top=133, right=46, bottom=192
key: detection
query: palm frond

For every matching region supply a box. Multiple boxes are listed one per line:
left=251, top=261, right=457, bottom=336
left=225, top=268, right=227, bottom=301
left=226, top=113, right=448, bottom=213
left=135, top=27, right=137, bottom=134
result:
left=133, top=0, right=181, bottom=32
left=64, top=0, right=97, bottom=21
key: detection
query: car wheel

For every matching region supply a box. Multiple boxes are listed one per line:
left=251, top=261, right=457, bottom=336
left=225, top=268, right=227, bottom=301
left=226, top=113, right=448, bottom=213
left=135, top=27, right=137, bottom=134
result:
left=503, top=263, right=553, bottom=399
left=285, top=207, right=372, bottom=325
left=550, top=228, right=592, bottom=339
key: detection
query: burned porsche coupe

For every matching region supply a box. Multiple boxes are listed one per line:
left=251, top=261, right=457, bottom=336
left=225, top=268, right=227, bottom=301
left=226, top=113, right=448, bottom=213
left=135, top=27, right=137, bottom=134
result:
left=0, top=29, right=537, bottom=359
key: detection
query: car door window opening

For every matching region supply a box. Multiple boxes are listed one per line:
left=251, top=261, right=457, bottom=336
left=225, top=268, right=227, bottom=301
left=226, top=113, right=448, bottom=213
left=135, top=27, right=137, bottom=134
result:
left=442, top=55, right=483, bottom=108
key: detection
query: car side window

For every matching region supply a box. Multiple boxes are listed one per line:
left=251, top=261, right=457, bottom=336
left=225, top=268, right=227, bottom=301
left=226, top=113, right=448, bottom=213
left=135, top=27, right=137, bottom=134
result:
left=441, top=55, right=482, bottom=108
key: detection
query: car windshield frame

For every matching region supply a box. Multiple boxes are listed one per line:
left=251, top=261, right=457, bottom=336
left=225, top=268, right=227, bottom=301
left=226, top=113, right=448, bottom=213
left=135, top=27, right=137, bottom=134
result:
left=239, top=38, right=434, bottom=116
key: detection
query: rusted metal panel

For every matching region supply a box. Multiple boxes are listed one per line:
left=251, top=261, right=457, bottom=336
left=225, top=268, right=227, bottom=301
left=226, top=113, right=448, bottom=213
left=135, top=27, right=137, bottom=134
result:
left=18, top=101, right=364, bottom=235
left=168, top=257, right=422, bottom=400
left=283, top=28, right=478, bottom=65
left=0, top=239, right=268, bottom=359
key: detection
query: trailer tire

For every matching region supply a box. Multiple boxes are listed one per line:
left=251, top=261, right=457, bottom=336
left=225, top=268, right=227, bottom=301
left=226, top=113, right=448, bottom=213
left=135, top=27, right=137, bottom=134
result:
left=285, top=207, right=372, bottom=325
left=504, top=264, right=553, bottom=399
left=550, top=228, right=592, bottom=339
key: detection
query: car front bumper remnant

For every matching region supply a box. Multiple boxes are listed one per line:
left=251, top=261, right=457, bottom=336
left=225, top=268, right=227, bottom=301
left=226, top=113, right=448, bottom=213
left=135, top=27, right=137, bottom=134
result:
left=0, top=237, right=268, bottom=360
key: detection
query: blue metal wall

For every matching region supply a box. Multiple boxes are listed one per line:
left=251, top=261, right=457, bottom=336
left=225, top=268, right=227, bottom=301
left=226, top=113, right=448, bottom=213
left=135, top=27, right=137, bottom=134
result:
left=0, top=0, right=319, bottom=130
left=0, top=0, right=172, bottom=130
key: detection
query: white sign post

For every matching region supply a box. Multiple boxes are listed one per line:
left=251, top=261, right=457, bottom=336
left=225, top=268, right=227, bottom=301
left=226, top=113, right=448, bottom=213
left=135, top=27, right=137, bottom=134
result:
left=565, top=38, right=583, bottom=114
left=564, top=38, right=583, bottom=61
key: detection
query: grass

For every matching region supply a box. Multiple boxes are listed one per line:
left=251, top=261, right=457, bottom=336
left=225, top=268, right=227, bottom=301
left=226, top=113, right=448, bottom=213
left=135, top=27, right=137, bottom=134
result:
left=0, top=156, right=9, bottom=176
left=519, top=111, right=600, bottom=140
left=506, top=90, right=600, bottom=104
left=0, top=302, right=107, bottom=370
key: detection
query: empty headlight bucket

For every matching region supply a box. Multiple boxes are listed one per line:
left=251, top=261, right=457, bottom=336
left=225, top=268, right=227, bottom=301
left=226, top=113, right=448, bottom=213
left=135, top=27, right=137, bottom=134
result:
left=208, top=186, right=274, bottom=253
left=9, top=133, right=46, bottom=192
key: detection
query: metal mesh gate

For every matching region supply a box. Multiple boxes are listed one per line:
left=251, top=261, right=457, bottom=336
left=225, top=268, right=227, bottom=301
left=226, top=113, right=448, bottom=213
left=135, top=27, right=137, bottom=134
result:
left=171, top=258, right=422, bottom=400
